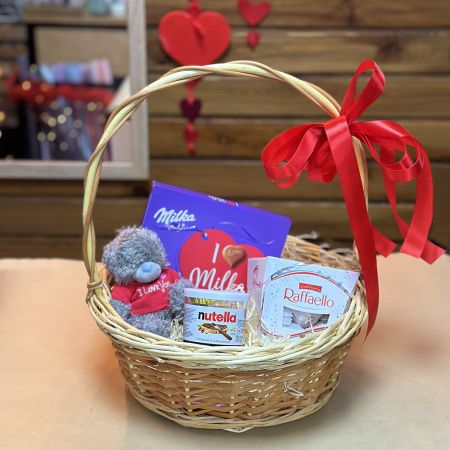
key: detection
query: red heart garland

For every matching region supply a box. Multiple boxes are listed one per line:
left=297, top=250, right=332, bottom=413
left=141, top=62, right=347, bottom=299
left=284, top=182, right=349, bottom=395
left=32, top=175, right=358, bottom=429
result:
left=238, top=0, right=271, bottom=50
left=238, top=0, right=271, bottom=27
left=158, top=2, right=231, bottom=157
left=158, top=11, right=231, bottom=66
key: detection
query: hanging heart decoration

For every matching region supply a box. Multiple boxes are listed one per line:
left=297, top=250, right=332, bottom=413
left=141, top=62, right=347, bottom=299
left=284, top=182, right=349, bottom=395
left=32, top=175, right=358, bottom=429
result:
left=238, top=0, right=272, bottom=50
left=180, top=98, right=202, bottom=122
left=246, top=29, right=261, bottom=50
left=238, top=0, right=271, bottom=26
left=158, top=0, right=231, bottom=157
left=159, top=11, right=230, bottom=66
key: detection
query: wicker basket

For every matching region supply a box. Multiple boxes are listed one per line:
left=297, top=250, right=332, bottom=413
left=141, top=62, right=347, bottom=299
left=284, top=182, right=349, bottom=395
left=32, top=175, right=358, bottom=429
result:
left=83, top=61, right=367, bottom=432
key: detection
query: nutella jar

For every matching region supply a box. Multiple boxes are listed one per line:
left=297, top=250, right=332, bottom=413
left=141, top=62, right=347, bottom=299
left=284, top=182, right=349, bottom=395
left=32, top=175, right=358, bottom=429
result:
left=183, top=288, right=248, bottom=346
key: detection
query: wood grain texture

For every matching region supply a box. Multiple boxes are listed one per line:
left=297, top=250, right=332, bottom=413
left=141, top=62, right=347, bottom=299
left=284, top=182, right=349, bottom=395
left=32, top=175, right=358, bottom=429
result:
left=22, top=7, right=126, bottom=27
left=0, top=191, right=447, bottom=248
left=146, top=0, right=349, bottom=28
left=150, top=29, right=450, bottom=74
left=0, top=162, right=446, bottom=202
left=147, top=73, right=450, bottom=118
left=353, top=0, right=450, bottom=28
left=146, top=0, right=450, bottom=28
left=0, top=195, right=417, bottom=241
left=0, top=179, right=149, bottom=197
left=0, top=235, right=355, bottom=259
left=0, top=236, right=86, bottom=259
left=14, top=70, right=450, bottom=119
left=1, top=194, right=447, bottom=250
left=148, top=160, right=447, bottom=203
left=22, top=25, right=450, bottom=75
left=35, top=27, right=129, bottom=77
left=149, top=118, right=450, bottom=160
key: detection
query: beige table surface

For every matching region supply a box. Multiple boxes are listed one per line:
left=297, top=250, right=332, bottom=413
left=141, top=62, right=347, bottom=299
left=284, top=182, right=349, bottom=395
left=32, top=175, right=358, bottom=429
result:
left=0, top=255, right=449, bottom=450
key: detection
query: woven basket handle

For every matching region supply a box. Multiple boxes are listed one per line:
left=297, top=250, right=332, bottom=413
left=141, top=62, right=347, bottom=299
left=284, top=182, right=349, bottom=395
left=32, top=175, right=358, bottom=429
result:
left=82, top=60, right=368, bottom=290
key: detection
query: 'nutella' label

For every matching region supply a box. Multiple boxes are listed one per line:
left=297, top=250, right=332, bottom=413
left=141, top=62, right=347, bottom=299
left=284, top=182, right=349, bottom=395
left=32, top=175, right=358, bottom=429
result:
left=183, top=295, right=247, bottom=346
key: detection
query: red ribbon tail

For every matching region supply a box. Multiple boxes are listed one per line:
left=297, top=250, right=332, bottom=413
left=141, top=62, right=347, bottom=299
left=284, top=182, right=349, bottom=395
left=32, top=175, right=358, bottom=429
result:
left=379, top=146, right=445, bottom=264
left=371, top=225, right=397, bottom=257
left=325, top=117, right=379, bottom=334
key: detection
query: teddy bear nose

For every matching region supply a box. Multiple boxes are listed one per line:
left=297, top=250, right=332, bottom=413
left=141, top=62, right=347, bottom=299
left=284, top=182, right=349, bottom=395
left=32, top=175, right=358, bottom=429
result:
left=135, top=261, right=162, bottom=283
left=141, top=262, right=155, bottom=272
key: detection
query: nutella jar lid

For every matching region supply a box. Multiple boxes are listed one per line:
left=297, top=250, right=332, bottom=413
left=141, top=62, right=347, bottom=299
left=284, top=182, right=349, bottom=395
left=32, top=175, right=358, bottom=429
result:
left=184, top=288, right=249, bottom=303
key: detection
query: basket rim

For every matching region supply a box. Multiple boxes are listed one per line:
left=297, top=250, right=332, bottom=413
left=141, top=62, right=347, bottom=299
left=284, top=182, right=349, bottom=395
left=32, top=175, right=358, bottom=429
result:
left=86, top=235, right=367, bottom=370
left=83, top=61, right=368, bottom=370
left=82, top=60, right=369, bottom=307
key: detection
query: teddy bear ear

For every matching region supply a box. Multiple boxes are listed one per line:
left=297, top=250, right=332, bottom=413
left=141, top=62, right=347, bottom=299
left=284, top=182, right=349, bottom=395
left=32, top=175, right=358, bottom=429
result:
left=139, top=227, right=165, bottom=246
left=102, top=236, right=120, bottom=266
left=101, top=241, right=115, bottom=272
left=138, top=226, right=158, bottom=238
left=101, top=240, right=136, bottom=284
left=138, top=227, right=168, bottom=266
left=117, top=226, right=139, bottom=239
left=102, top=227, right=132, bottom=264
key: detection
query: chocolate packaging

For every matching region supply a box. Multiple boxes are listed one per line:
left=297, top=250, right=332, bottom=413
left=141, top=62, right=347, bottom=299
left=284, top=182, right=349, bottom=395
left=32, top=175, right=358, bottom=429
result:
left=247, top=256, right=360, bottom=338
left=183, top=288, right=249, bottom=346
left=141, top=182, right=291, bottom=292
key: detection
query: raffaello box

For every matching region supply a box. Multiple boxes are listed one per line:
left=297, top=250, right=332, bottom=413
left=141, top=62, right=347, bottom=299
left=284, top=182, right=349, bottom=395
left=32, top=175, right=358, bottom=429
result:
left=141, top=182, right=291, bottom=292
left=248, top=256, right=360, bottom=338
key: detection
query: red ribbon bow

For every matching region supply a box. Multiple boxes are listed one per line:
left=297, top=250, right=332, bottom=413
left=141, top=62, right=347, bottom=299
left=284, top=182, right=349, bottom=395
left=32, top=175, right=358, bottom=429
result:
left=262, top=60, right=445, bottom=334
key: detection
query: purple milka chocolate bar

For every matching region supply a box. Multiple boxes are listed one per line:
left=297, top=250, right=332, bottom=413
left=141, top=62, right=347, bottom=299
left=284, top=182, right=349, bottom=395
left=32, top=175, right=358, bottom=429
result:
left=141, top=182, right=292, bottom=291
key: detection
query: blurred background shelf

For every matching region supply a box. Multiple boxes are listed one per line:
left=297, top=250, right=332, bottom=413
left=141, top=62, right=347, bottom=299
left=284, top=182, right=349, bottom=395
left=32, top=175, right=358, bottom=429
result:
left=0, top=0, right=147, bottom=180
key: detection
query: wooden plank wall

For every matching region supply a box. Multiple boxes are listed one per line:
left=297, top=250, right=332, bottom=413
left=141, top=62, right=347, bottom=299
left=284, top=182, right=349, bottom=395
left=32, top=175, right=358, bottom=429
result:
left=0, top=0, right=449, bottom=259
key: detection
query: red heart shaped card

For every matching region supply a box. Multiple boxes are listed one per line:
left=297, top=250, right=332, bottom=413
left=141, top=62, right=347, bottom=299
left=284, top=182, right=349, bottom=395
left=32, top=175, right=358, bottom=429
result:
left=179, top=229, right=264, bottom=291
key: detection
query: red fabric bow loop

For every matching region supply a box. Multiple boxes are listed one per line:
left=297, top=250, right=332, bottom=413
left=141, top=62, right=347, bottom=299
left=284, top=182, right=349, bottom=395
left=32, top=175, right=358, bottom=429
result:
left=261, top=59, right=445, bottom=334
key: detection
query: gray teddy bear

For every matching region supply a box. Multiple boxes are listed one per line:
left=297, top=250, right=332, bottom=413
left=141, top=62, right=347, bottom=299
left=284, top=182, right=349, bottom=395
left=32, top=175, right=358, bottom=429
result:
left=102, top=226, right=192, bottom=337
